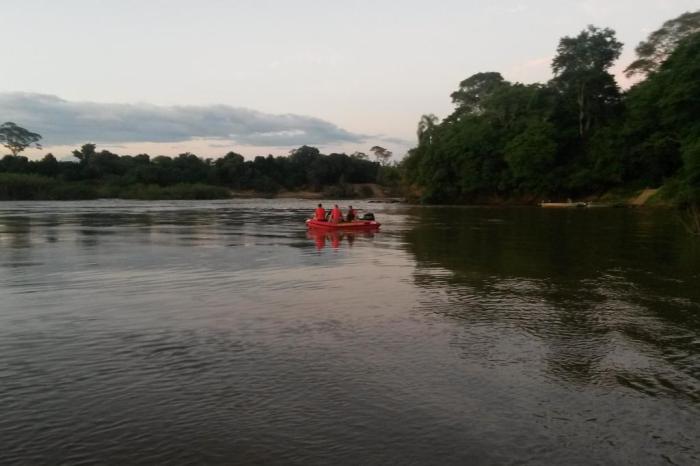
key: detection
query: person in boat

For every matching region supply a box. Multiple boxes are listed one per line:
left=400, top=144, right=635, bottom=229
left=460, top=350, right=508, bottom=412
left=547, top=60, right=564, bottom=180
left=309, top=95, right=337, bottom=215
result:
left=314, top=203, right=326, bottom=221
left=330, top=204, right=344, bottom=223
left=346, top=205, right=357, bottom=222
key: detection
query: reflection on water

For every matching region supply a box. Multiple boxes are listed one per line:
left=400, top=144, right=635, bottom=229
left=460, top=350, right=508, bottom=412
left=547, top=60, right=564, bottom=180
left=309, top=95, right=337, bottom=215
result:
left=0, top=200, right=698, bottom=465
left=306, top=229, right=377, bottom=250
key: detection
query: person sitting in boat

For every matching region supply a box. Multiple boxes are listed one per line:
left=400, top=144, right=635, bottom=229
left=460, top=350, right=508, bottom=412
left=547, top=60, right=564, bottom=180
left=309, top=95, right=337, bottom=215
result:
left=346, top=205, right=356, bottom=222
left=314, top=203, right=326, bottom=221
left=330, top=204, right=344, bottom=223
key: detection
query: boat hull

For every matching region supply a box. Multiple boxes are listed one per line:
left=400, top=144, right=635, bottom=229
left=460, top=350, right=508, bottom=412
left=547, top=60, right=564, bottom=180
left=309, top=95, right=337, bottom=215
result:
left=306, top=219, right=381, bottom=229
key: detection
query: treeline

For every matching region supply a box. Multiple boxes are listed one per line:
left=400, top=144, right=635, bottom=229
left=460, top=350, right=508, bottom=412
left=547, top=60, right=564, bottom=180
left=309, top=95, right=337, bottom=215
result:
left=403, top=11, right=700, bottom=206
left=0, top=144, right=384, bottom=200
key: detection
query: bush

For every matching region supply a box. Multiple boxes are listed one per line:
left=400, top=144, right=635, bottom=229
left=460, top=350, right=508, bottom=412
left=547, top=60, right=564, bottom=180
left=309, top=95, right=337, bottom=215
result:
left=322, top=183, right=357, bottom=199
left=0, top=173, right=57, bottom=200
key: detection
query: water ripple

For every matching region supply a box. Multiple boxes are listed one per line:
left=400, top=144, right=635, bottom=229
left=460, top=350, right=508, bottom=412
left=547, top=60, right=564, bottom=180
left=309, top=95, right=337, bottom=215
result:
left=0, top=201, right=698, bottom=465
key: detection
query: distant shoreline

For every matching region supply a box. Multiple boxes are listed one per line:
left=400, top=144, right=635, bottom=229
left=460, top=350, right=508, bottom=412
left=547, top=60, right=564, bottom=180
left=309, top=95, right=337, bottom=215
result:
left=0, top=172, right=668, bottom=207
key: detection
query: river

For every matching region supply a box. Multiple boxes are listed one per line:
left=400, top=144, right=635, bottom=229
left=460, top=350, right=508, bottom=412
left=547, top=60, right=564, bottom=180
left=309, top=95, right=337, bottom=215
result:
left=0, top=200, right=698, bottom=465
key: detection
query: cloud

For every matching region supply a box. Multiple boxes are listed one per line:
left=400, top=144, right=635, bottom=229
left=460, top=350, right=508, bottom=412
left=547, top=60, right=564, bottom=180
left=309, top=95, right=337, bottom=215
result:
left=375, top=135, right=413, bottom=147
left=0, top=92, right=366, bottom=147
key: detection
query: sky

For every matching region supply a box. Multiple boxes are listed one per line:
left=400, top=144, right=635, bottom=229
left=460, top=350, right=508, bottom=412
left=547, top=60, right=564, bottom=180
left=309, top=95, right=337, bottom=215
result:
left=1, top=0, right=697, bottom=160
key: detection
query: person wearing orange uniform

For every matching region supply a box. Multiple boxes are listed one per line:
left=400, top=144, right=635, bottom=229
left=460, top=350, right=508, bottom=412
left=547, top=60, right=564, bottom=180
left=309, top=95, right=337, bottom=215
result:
left=330, top=204, right=343, bottom=223
left=314, top=203, right=326, bottom=221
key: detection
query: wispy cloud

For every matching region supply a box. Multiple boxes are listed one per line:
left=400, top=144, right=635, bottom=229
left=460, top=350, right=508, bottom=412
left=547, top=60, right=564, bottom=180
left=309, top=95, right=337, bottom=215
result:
left=0, top=92, right=365, bottom=147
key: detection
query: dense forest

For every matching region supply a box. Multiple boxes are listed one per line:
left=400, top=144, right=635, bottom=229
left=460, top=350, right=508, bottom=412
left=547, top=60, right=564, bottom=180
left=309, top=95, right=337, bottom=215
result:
left=0, top=141, right=394, bottom=200
left=402, top=11, right=699, bottom=210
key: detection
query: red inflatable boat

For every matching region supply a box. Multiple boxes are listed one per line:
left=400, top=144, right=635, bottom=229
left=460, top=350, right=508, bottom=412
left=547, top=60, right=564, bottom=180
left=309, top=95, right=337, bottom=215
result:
left=306, top=219, right=381, bottom=230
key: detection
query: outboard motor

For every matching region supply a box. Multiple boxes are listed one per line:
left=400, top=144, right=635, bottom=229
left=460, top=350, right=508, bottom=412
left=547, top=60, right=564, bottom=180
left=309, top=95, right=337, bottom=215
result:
left=361, top=212, right=375, bottom=221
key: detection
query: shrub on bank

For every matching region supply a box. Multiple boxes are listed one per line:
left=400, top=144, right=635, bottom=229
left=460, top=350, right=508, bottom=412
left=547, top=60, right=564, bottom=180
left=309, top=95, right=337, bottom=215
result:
left=0, top=174, right=230, bottom=200
left=0, top=173, right=58, bottom=200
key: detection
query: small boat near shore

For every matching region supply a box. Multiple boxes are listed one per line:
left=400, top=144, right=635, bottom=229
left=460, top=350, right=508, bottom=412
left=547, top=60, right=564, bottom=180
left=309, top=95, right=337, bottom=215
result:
left=540, top=201, right=589, bottom=208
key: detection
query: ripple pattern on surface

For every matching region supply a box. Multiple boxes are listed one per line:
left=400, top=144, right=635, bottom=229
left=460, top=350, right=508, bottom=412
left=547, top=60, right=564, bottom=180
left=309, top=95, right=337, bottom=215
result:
left=0, top=200, right=698, bottom=465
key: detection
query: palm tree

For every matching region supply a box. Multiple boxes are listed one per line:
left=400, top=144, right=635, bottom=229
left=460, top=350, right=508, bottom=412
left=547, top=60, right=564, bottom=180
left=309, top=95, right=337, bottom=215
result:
left=417, top=114, right=439, bottom=145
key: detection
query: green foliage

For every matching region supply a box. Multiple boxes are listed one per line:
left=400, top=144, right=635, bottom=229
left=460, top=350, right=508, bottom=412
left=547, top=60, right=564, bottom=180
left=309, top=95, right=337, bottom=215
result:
left=0, top=142, right=383, bottom=200
left=377, top=165, right=401, bottom=189
left=678, top=138, right=700, bottom=206
left=417, top=114, right=439, bottom=144
left=625, top=10, right=700, bottom=78
left=0, top=173, right=57, bottom=200
left=505, top=121, right=557, bottom=193
left=450, top=72, right=507, bottom=114
left=623, top=31, right=700, bottom=191
left=403, top=17, right=700, bottom=206
left=551, top=26, right=623, bottom=138
left=677, top=137, right=700, bottom=235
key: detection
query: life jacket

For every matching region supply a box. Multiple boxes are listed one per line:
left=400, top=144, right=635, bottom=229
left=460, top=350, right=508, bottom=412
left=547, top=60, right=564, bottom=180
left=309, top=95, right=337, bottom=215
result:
left=330, top=207, right=343, bottom=221
left=315, top=207, right=326, bottom=220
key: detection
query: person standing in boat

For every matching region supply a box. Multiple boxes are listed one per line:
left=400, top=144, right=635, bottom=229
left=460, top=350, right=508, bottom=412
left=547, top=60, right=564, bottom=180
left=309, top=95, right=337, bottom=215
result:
left=314, top=203, right=326, bottom=221
left=330, top=204, right=344, bottom=223
left=346, top=205, right=357, bottom=222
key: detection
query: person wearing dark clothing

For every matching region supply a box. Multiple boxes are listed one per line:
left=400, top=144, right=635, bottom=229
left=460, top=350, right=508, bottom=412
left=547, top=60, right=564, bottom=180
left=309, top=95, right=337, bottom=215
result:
left=346, top=206, right=357, bottom=222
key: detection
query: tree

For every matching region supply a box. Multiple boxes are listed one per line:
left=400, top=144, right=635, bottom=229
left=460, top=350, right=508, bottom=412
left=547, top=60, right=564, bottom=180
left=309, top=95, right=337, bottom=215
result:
left=0, top=122, right=43, bottom=156
left=370, top=146, right=393, bottom=165
left=679, top=138, right=700, bottom=235
left=417, top=114, right=439, bottom=144
left=551, top=26, right=623, bottom=138
left=215, top=151, right=245, bottom=187
left=36, top=153, right=59, bottom=177
left=505, top=121, right=557, bottom=192
left=450, top=72, right=506, bottom=114
left=72, top=143, right=97, bottom=163
left=625, top=10, right=700, bottom=78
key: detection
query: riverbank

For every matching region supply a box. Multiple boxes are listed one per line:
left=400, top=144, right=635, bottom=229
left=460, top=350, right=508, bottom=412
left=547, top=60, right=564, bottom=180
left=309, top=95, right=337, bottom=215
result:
left=402, top=185, right=674, bottom=208
left=0, top=173, right=395, bottom=201
left=231, top=183, right=390, bottom=200
left=0, top=172, right=675, bottom=207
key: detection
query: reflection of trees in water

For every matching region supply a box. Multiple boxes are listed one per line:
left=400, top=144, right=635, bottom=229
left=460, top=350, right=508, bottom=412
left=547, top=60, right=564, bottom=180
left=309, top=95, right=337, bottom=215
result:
left=403, top=207, right=700, bottom=395
left=71, top=210, right=238, bottom=248
left=1, top=206, right=314, bottom=253
left=0, top=216, right=33, bottom=249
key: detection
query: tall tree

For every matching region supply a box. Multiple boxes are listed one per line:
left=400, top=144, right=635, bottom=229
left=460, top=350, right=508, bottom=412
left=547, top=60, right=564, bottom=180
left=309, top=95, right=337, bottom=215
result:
left=417, top=114, right=439, bottom=144
left=0, top=122, right=43, bottom=156
left=72, top=143, right=97, bottom=163
left=625, top=10, right=700, bottom=78
left=551, top=26, right=623, bottom=138
left=370, top=146, right=393, bottom=165
left=450, top=72, right=506, bottom=114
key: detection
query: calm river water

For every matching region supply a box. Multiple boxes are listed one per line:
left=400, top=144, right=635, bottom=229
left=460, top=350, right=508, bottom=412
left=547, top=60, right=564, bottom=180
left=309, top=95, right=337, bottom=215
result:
left=0, top=200, right=698, bottom=465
